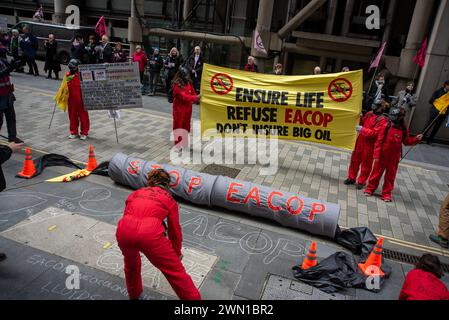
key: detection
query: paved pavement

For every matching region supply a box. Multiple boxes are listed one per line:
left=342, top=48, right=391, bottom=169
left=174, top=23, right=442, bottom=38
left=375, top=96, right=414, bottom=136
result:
left=1, top=72, right=449, bottom=300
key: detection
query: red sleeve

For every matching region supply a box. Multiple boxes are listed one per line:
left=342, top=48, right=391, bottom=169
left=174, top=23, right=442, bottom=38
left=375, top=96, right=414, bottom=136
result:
left=361, top=116, right=386, bottom=139
left=403, top=128, right=420, bottom=146
left=174, top=83, right=198, bottom=104
left=166, top=196, right=182, bottom=257
left=398, top=274, right=411, bottom=300
left=373, top=121, right=388, bottom=159
left=359, top=112, right=370, bottom=126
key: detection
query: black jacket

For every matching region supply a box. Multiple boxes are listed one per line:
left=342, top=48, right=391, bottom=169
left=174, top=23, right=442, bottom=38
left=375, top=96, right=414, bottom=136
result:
left=98, top=43, right=113, bottom=63
left=70, top=41, right=87, bottom=61
left=149, top=54, right=163, bottom=73
left=0, top=145, right=12, bottom=192
left=364, top=82, right=390, bottom=112
left=164, top=55, right=181, bottom=79
left=85, top=42, right=98, bottom=64
left=44, top=40, right=61, bottom=71
left=185, top=53, right=203, bottom=78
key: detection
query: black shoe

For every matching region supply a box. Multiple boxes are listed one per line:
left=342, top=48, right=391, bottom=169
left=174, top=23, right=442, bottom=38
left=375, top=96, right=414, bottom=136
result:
left=0, top=252, right=6, bottom=262
left=28, top=72, right=34, bottom=75
left=344, top=179, right=355, bottom=185
left=356, top=183, right=365, bottom=190
left=9, top=137, right=24, bottom=144
left=429, top=235, right=449, bottom=249
left=34, top=73, right=39, bottom=77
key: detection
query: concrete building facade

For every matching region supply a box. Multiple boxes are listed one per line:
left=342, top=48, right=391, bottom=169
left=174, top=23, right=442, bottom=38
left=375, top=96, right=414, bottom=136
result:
left=0, top=0, right=448, bottom=142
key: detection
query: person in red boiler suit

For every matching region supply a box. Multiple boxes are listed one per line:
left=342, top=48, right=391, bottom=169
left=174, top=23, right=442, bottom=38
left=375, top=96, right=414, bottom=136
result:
left=399, top=254, right=449, bottom=300
left=345, top=101, right=387, bottom=190
left=116, top=169, right=201, bottom=300
left=172, top=67, right=199, bottom=149
left=365, top=107, right=423, bottom=202
left=66, top=59, right=90, bottom=140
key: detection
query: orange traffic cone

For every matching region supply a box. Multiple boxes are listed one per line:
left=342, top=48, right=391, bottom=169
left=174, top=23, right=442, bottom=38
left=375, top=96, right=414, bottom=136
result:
left=86, top=145, right=97, bottom=172
left=301, top=241, right=318, bottom=270
left=358, top=237, right=385, bottom=277
left=18, top=147, right=36, bottom=179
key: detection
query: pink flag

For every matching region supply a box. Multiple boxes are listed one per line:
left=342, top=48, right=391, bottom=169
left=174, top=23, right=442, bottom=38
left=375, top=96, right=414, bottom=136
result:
left=253, top=29, right=267, bottom=55
left=95, top=16, right=107, bottom=37
left=413, top=37, right=428, bottom=69
left=369, top=41, right=387, bottom=72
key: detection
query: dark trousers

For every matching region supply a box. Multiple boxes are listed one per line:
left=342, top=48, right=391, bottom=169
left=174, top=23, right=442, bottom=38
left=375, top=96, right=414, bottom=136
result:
left=149, top=72, right=160, bottom=93
left=47, top=69, right=59, bottom=79
left=166, top=75, right=174, bottom=102
left=0, top=104, right=17, bottom=141
left=425, top=107, right=447, bottom=143
left=193, top=75, right=201, bottom=94
left=25, top=57, right=39, bottom=75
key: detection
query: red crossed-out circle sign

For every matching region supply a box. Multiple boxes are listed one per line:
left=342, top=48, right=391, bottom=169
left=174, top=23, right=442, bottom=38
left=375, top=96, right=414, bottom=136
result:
left=210, top=73, right=234, bottom=95
left=328, top=78, right=353, bottom=102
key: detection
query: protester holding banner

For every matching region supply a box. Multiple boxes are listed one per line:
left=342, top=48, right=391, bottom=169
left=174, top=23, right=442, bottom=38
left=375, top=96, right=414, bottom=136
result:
left=365, top=108, right=422, bottom=202
left=172, top=67, right=198, bottom=149
left=164, top=47, right=181, bottom=103
left=244, top=56, right=258, bottom=73
left=424, top=80, right=449, bottom=145
left=115, top=169, right=201, bottom=300
left=66, top=59, right=90, bottom=140
left=44, top=34, right=60, bottom=80
left=393, top=81, right=417, bottom=128
left=345, top=101, right=387, bottom=190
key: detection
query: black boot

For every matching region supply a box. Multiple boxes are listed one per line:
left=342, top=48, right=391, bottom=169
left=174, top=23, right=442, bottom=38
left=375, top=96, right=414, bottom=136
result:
left=47, top=70, right=52, bottom=79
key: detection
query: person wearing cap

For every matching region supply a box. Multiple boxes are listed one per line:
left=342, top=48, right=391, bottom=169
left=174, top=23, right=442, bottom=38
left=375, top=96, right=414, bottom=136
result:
left=172, top=67, right=198, bottom=149
left=365, top=107, right=423, bottom=202
left=66, top=59, right=90, bottom=140
left=0, top=46, right=23, bottom=144
left=148, top=48, right=163, bottom=96
left=116, top=169, right=201, bottom=300
left=345, top=100, right=388, bottom=190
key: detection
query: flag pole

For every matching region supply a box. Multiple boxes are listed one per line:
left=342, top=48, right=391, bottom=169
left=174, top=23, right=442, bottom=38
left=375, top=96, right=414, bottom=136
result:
left=48, top=102, right=57, bottom=129
left=367, top=65, right=379, bottom=98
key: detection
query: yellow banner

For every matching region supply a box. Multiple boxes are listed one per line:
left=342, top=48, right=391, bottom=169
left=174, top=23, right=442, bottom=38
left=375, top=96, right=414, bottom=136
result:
left=434, top=92, right=449, bottom=114
left=200, top=64, right=363, bottom=151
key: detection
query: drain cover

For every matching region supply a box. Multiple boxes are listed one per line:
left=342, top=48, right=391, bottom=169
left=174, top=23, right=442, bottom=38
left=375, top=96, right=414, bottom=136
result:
left=201, top=164, right=241, bottom=178
left=383, top=249, right=449, bottom=274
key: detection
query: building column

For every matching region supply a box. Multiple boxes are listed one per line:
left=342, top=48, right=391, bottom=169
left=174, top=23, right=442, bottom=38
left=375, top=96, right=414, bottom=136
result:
left=129, top=0, right=144, bottom=55
left=321, top=0, right=338, bottom=70
left=340, top=0, right=354, bottom=36
left=252, top=0, right=275, bottom=72
left=412, top=0, right=449, bottom=142
left=181, top=0, right=193, bottom=62
left=382, top=0, right=397, bottom=43
left=397, top=0, right=435, bottom=79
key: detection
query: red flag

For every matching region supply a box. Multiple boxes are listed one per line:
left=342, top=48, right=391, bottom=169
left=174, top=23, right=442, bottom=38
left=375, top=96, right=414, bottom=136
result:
left=369, top=42, right=387, bottom=72
left=413, top=37, right=428, bottom=69
left=95, top=16, right=107, bottom=37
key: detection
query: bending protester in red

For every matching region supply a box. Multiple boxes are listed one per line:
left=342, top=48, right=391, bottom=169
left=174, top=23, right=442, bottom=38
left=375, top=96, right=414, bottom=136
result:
left=172, top=67, right=199, bottom=149
left=345, top=101, right=387, bottom=189
left=116, top=169, right=201, bottom=300
left=399, top=254, right=449, bottom=300
left=66, top=59, right=90, bottom=140
left=365, top=107, right=422, bottom=202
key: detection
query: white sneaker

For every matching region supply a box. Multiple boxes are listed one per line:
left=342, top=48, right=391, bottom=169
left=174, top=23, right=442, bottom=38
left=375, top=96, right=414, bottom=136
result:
left=79, top=135, right=88, bottom=141
left=68, top=134, right=78, bottom=139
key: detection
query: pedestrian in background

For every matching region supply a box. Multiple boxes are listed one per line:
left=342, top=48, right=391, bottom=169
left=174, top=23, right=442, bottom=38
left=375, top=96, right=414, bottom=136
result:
left=112, top=42, right=128, bottom=63
left=364, top=73, right=390, bottom=113
left=341, top=66, right=350, bottom=72
left=172, top=67, right=198, bottom=150
left=313, top=66, right=321, bottom=75
left=20, top=26, right=39, bottom=76
left=116, top=169, right=201, bottom=300
left=164, top=47, right=181, bottom=103
left=185, top=46, right=203, bottom=94
left=8, top=29, right=24, bottom=73
left=132, top=45, right=148, bottom=87
left=424, top=80, right=449, bottom=146
left=148, top=48, right=163, bottom=96
left=0, top=46, right=23, bottom=144
left=97, top=35, right=113, bottom=63
left=85, top=35, right=98, bottom=64
left=429, top=193, right=449, bottom=249
left=70, top=34, right=86, bottom=62
left=43, top=34, right=60, bottom=80
left=272, top=63, right=283, bottom=75
left=244, top=56, right=258, bottom=73
left=393, top=81, right=417, bottom=128
left=399, top=254, right=449, bottom=300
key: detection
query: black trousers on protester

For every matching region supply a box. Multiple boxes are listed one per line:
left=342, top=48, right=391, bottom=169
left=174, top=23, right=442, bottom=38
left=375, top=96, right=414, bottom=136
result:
left=0, top=100, right=18, bottom=142
left=25, top=57, right=39, bottom=75
left=47, top=69, right=59, bottom=80
left=166, top=75, right=174, bottom=103
left=425, top=107, right=448, bottom=144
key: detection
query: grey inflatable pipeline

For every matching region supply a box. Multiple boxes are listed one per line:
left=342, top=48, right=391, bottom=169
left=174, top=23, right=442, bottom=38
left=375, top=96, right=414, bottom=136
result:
left=108, top=153, right=341, bottom=238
